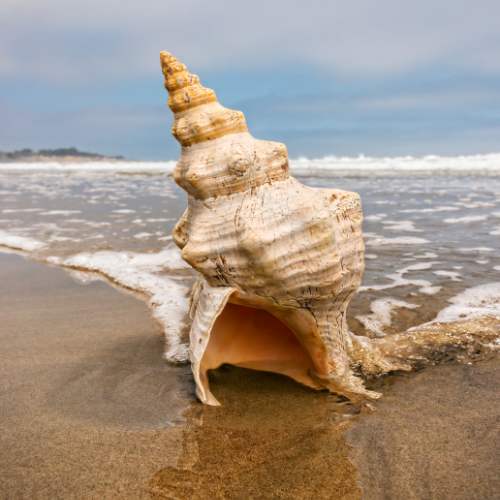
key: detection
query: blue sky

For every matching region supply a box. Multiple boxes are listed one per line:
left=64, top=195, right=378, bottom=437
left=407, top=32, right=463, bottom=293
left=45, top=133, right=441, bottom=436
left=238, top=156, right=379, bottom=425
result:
left=1, top=0, right=499, bottom=159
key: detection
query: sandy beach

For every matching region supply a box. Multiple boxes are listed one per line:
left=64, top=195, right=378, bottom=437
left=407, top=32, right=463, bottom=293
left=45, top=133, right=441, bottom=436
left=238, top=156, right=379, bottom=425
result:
left=3, top=0, right=500, bottom=495
left=1, top=251, right=498, bottom=499
left=0, top=253, right=190, bottom=498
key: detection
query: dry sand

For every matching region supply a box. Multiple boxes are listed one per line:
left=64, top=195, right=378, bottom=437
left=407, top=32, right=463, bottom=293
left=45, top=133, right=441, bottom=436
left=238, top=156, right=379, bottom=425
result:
left=0, top=252, right=498, bottom=499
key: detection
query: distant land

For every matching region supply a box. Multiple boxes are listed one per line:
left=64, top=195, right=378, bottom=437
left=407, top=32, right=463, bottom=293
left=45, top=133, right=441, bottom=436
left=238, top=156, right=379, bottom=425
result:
left=0, top=148, right=125, bottom=162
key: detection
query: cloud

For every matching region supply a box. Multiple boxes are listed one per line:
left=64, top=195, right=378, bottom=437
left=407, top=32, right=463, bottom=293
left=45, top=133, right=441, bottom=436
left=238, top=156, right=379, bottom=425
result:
left=1, top=0, right=500, bottom=82
left=3, top=69, right=497, bottom=160
left=1, top=0, right=499, bottom=158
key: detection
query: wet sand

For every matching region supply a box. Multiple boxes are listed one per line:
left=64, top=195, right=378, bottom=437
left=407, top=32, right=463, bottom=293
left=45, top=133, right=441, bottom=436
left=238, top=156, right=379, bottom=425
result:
left=150, top=368, right=362, bottom=500
left=348, top=364, right=500, bottom=500
left=0, top=253, right=192, bottom=498
left=1, top=253, right=499, bottom=499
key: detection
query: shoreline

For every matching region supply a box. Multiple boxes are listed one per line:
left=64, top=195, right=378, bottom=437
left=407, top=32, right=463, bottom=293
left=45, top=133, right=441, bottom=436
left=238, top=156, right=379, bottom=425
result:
left=2, top=225, right=499, bottom=367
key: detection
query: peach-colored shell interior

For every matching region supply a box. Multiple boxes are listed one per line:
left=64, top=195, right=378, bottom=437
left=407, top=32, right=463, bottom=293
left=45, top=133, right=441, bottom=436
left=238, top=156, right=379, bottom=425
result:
left=200, top=303, right=322, bottom=392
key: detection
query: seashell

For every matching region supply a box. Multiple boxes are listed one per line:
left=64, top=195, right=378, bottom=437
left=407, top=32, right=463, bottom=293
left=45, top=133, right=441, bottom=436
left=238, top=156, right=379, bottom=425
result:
left=160, top=51, right=380, bottom=405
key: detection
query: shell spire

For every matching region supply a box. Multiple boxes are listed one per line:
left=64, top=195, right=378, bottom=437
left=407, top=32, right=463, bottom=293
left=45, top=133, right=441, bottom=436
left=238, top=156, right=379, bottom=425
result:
left=160, top=51, right=248, bottom=147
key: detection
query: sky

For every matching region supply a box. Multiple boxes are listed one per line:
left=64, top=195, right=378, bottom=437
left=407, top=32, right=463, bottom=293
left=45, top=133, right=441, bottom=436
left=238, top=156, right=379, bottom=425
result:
left=1, top=0, right=499, bottom=160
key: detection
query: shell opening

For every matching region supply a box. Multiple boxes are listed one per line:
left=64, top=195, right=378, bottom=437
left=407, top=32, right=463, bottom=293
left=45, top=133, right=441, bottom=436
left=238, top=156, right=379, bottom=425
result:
left=199, top=303, right=322, bottom=402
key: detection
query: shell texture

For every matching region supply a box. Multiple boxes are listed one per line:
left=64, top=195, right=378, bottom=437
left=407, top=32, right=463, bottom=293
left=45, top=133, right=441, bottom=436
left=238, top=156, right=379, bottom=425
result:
left=160, top=51, right=377, bottom=405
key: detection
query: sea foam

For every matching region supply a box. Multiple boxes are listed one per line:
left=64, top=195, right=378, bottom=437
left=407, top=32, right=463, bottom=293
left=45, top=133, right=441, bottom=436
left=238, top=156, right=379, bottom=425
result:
left=48, top=247, right=192, bottom=363
left=290, top=153, right=500, bottom=177
left=432, top=282, right=500, bottom=323
left=356, top=298, right=419, bottom=337
left=0, top=230, right=46, bottom=252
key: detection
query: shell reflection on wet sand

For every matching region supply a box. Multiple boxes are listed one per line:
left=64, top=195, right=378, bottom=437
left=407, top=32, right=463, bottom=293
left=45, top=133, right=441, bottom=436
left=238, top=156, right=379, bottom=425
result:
left=160, top=50, right=500, bottom=406
left=150, top=367, right=362, bottom=500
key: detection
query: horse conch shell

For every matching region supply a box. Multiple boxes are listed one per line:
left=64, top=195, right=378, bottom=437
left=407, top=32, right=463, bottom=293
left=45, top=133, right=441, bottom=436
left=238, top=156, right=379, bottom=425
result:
left=160, top=51, right=379, bottom=405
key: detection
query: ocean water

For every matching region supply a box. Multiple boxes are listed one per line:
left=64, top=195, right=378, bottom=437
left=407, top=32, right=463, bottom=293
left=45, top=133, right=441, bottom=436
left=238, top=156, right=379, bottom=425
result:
left=1, top=155, right=500, bottom=362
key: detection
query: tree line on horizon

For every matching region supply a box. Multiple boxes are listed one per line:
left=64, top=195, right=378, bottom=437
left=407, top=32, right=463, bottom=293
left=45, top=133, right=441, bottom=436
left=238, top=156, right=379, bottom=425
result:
left=0, top=147, right=124, bottom=160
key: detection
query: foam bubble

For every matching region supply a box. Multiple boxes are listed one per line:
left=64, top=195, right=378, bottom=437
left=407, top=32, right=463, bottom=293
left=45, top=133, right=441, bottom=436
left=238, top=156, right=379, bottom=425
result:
left=364, top=214, right=387, bottom=222
left=444, top=215, right=488, bottom=224
left=454, top=201, right=495, bottom=208
left=41, top=210, right=82, bottom=216
left=2, top=208, right=43, bottom=213
left=459, top=247, right=494, bottom=253
left=400, top=206, right=459, bottom=213
left=381, top=220, right=422, bottom=232
left=419, top=285, right=442, bottom=295
left=0, top=230, right=46, bottom=252
left=356, top=298, right=419, bottom=337
left=366, top=236, right=430, bottom=247
left=433, top=270, right=462, bottom=281
left=414, top=252, right=439, bottom=259
left=432, top=282, right=500, bottom=323
left=403, top=262, right=436, bottom=272
left=146, top=218, right=172, bottom=223
left=133, top=232, right=152, bottom=240
left=360, top=261, right=439, bottom=294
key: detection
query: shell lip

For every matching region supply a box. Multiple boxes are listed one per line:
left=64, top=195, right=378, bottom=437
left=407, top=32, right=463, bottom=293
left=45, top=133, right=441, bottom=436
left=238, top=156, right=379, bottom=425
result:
left=190, top=285, right=374, bottom=405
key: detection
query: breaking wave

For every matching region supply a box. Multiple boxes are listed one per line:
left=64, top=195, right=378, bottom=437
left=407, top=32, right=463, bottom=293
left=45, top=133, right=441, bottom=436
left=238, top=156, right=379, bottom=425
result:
left=291, top=153, right=500, bottom=177
left=1, top=152, right=500, bottom=177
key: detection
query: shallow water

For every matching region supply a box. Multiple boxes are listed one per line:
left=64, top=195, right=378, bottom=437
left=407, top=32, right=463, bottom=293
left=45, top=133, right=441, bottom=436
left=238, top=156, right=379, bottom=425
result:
left=1, top=168, right=499, bottom=351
